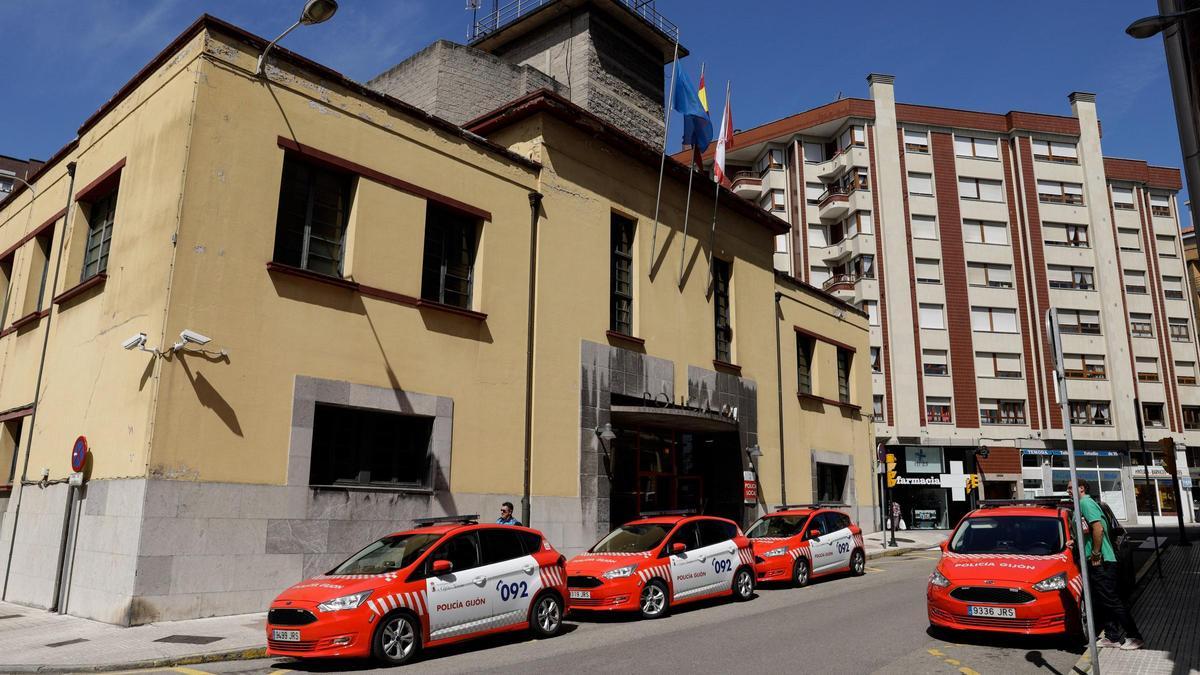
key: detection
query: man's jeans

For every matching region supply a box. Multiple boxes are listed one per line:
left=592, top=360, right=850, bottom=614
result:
left=1089, top=561, right=1141, bottom=641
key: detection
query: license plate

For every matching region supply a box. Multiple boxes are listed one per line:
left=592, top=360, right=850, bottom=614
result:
left=569, top=590, right=591, bottom=599
left=272, top=629, right=301, bottom=642
left=968, top=605, right=1016, bottom=619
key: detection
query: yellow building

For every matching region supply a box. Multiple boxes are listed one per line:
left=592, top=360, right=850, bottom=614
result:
left=0, top=12, right=872, bottom=625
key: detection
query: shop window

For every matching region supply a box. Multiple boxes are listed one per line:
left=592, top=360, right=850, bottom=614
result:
left=609, top=213, right=635, bottom=335
left=273, top=156, right=353, bottom=277
left=421, top=204, right=480, bottom=310
left=713, top=258, right=733, bottom=363
left=816, top=462, right=848, bottom=503
left=308, top=403, right=433, bottom=489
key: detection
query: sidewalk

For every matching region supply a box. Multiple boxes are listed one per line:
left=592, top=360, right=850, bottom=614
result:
left=0, top=602, right=266, bottom=673
left=862, top=528, right=948, bottom=559
left=1075, top=542, right=1200, bottom=674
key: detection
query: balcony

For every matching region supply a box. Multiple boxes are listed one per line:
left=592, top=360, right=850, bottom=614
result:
left=811, top=146, right=869, bottom=180
left=817, top=186, right=852, bottom=221
left=730, top=171, right=762, bottom=200
left=821, top=273, right=872, bottom=302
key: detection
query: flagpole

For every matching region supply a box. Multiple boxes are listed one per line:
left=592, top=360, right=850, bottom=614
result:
left=649, top=38, right=680, bottom=276
left=708, top=81, right=731, bottom=287
left=678, top=62, right=705, bottom=288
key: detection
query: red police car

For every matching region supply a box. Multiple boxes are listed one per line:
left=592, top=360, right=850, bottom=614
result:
left=565, top=512, right=756, bottom=618
left=266, top=516, right=567, bottom=666
left=928, top=500, right=1085, bottom=636
left=745, top=504, right=866, bottom=586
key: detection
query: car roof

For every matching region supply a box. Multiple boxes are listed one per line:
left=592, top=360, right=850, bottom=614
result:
left=764, top=509, right=815, bottom=518
left=970, top=506, right=1068, bottom=518
left=391, top=522, right=544, bottom=538
left=623, top=514, right=727, bottom=526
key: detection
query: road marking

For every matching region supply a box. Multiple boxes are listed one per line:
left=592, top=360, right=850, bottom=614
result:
left=959, top=668, right=981, bottom=675
left=926, top=645, right=983, bottom=675
left=172, top=668, right=212, bottom=675
left=927, top=648, right=945, bottom=657
left=865, top=566, right=884, bottom=573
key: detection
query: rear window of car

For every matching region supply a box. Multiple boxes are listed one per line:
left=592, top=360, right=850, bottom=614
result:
left=591, top=523, right=673, bottom=553
left=699, top=519, right=737, bottom=546
left=949, top=515, right=1065, bottom=555
left=745, top=515, right=808, bottom=538
left=331, top=532, right=443, bottom=575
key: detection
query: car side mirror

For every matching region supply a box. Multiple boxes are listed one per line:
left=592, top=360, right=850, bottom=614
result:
left=809, top=529, right=822, bottom=539
left=939, top=540, right=948, bottom=552
left=671, top=542, right=686, bottom=554
left=432, top=559, right=453, bottom=575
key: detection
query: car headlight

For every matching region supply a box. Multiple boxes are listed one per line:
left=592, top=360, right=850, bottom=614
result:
left=317, top=590, right=373, bottom=612
left=1032, top=572, right=1067, bottom=593
left=602, top=564, right=638, bottom=579
left=763, top=547, right=788, bottom=558
left=929, top=569, right=950, bottom=588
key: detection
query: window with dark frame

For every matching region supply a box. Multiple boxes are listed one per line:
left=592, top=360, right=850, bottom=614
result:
left=872, top=395, right=884, bottom=422
left=0, top=255, right=12, bottom=331
left=308, top=403, right=433, bottom=488
left=1069, top=400, right=1111, bottom=426
left=713, top=258, right=733, bottom=363
left=610, top=214, right=635, bottom=335
left=980, top=399, right=1026, bottom=425
left=1183, top=406, right=1200, bottom=430
left=273, top=156, right=353, bottom=277
left=2, top=418, right=22, bottom=487
left=870, top=346, right=881, bottom=373
left=1142, top=403, right=1166, bottom=428
left=32, top=231, right=52, bottom=312
left=797, top=335, right=814, bottom=395
left=816, top=463, right=848, bottom=503
left=926, top=397, right=952, bottom=423
left=1169, top=318, right=1191, bottom=342
left=836, top=348, right=852, bottom=404
left=1131, top=313, right=1154, bottom=338
left=82, top=188, right=118, bottom=281
left=421, top=204, right=479, bottom=310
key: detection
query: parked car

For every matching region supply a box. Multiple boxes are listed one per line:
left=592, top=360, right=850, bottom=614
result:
left=745, top=504, right=866, bottom=586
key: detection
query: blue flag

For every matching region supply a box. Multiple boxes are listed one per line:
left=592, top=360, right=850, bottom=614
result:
left=673, top=66, right=712, bottom=155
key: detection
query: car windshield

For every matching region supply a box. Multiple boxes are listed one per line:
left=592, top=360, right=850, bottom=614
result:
left=745, top=515, right=809, bottom=538
left=331, top=533, right=444, bottom=575
left=949, top=516, right=1065, bottom=555
left=591, top=523, right=674, bottom=553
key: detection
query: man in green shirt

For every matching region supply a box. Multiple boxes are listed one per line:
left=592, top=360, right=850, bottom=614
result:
left=1077, top=479, right=1142, bottom=650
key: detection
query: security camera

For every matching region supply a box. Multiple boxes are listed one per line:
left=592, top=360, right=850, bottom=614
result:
left=122, top=333, right=147, bottom=350
left=179, top=329, right=211, bottom=346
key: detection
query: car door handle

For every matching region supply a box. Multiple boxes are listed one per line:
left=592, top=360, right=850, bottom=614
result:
left=523, top=564, right=535, bottom=574
left=726, top=547, right=736, bottom=554
left=473, top=576, right=487, bottom=586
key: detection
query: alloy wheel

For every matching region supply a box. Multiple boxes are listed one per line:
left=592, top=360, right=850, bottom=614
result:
left=641, top=583, right=666, bottom=616
left=536, top=595, right=561, bottom=634
left=381, top=616, right=415, bottom=660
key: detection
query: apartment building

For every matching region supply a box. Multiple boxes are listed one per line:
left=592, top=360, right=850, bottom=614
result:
left=0, top=7, right=872, bottom=625
left=686, top=74, right=1200, bottom=528
left=0, top=155, right=44, bottom=202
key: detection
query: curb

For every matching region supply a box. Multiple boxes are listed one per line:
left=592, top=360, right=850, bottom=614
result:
left=3, top=646, right=267, bottom=673
left=1070, top=546, right=1170, bottom=675
left=866, top=545, right=936, bottom=560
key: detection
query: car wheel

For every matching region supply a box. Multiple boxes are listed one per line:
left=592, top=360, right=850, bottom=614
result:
left=529, top=593, right=563, bottom=639
left=793, top=558, right=810, bottom=588
left=639, top=579, right=669, bottom=619
left=850, top=549, right=866, bottom=576
left=732, top=567, right=754, bottom=601
left=373, top=611, right=420, bottom=666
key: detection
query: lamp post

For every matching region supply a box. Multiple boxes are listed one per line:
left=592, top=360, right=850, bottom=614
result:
left=256, top=0, right=339, bottom=76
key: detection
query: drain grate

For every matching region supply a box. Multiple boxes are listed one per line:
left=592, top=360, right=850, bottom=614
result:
left=153, top=635, right=224, bottom=645
left=46, top=638, right=89, bottom=648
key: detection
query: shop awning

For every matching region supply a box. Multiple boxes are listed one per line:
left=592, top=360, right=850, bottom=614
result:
left=610, top=405, right=739, bottom=433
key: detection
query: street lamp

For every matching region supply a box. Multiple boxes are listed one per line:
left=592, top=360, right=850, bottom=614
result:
left=1126, top=7, right=1200, bottom=38
left=255, top=0, right=340, bottom=76
left=594, top=423, right=617, bottom=478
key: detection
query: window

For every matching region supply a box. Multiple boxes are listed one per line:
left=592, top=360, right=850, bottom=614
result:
left=845, top=168, right=870, bottom=192
left=809, top=265, right=830, bottom=287
left=759, top=189, right=786, bottom=212
left=1177, top=361, right=1197, bottom=385
left=1136, top=357, right=1160, bottom=382
left=923, top=349, right=949, bottom=376
left=1032, top=139, right=1078, bottom=164
left=82, top=188, right=118, bottom=280
left=806, top=182, right=825, bottom=205
left=797, top=335, right=814, bottom=395
left=1142, top=403, right=1166, bottom=428
left=1063, top=353, right=1106, bottom=379
left=904, top=129, right=929, bottom=153
left=838, top=125, right=866, bottom=151
left=1131, top=312, right=1154, bottom=338
left=908, top=172, right=933, bottom=196
left=1069, top=401, right=1111, bottom=426
left=863, top=300, right=879, bottom=326
left=1183, top=406, right=1200, bottom=429
left=803, top=142, right=825, bottom=163
left=1, top=418, right=21, bottom=488
left=915, top=258, right=941, bottom=284
left=870, top=346, right=882, bottom=373
left=273, top=157, right=352, bottom=277
left=1043, top=222, right=1089, bottom=247
left=698, top=519, right=738, bottom=547
left=851, top=254, right=875, bottom=279
left=427, top=533, right=481, bottom=574
left=0, top=255, right=12, bottom=331
left=976, top=352, right=1022, bottom=379
left=872, top=395, right=885, bottom=422
left=1037, top=180, right=1084, bottom=205
left=836, top=348, right=853, bottom=403
left=972, top=306, right=1018, bottom=333
left=926, top=397, right=952, bottom=423
left=28, top=231, right=53, bottom=314
left=713, top=258, right=733, bottom=363
left=816, top=463, right=849, bottom=502
left=967, top=262, right=1013, bottom=288
left=1164, top=276, right=1185, bottom=300
left=421, top=204, right=479, bottom=310
left=1156, top=234, right=1178, bottom=257
left=963, top=220, right=1008, bottom=245
left=1112, top=186, right=1135, bottom=210
left=1057, top=309, right=1101, bottom=335
left=1125, top=269, right=1147, bottom=294
left=919, top=303, right=945, bottom=330
left=808, top=224, right=827, bottom=247
left=775, top=234, right=788, bottom=253
left=610, top=214, right=635, bottom=335
left=308, top=403, right=433, bottom=488
left=1047, top=264, right=1094, bottom=290
left=912, top=215, right=938, bottom=240
left=756, top=148, right=785, bottom=175
left=959, top=177, right=1004, bottom=202
left=1118, top=228, right=1141, bottom=251
left=954, top=136, right=999, bottom=159
left=1150, top=193, right=1171, bottom=217
left=845, top=211, right=874, bottom=236
left=1169, top=318, right=1190, bottom=342
left=0, top=175, right=13, bottom=194
left=980, top=399, right=1027, bottom=425
left=479, top=529, right=532, bottom=565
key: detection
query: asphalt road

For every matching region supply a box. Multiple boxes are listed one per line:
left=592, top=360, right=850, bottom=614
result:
left=162, top=549, right=1084, bottom=675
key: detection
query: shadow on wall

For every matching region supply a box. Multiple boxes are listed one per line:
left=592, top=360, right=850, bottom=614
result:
left=177, top=353, right=242, bottom=437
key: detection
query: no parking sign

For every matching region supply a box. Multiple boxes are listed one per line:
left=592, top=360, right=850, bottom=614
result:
left=71, top=436, right=88, bottom=473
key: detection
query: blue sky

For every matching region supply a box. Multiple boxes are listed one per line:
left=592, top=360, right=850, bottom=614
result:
left=0, top=1, right=1187, bottom=225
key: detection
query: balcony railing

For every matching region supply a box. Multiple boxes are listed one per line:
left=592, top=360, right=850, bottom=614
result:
left=471, top=0, right=679, bottom=41
left=817, top=184, right=853, bottom=205
left=822, top=273, right=860, bottom=292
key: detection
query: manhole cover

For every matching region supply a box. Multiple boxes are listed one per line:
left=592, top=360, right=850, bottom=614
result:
left=154, top=635, right=224, bottom=645
left=46, top=638, right=88, bottom=648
